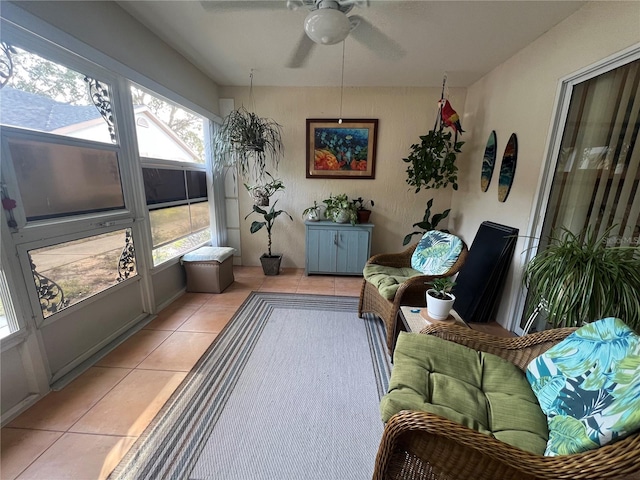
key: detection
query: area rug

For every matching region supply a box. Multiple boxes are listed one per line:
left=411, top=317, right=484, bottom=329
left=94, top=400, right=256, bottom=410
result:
left=110, top=292, right=391, bottom=480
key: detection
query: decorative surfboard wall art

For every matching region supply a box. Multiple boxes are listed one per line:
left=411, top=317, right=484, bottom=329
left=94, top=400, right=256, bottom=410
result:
left=498, top=133, right=518, bottom=202
left=481, top=131, right=497, bottom=192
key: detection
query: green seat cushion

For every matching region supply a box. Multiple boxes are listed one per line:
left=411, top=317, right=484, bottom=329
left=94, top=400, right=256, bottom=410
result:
left=380, top=332, right=549, bottom=454
left=526, top=317, right=640, bottom=456
left=363, top=264, right=421, bottom=300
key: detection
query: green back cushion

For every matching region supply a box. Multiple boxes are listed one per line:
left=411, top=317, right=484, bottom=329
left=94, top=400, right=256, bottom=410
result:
left=410, top=231, right=463, bottom=275
left=363, top=264, right=421, bottom=300
left=381, top=332, right=548, bottom=454
left=526, top=317, right=640, bottom=456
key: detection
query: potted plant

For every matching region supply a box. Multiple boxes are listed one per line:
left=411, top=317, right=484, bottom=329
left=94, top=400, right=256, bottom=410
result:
left=403, top=198, right=451, bottom=246
left=523, top=226, right=640, bottom=332
left=302, top=200, right=322, bottom=222
left=323, top=193, right=357, bottom=225
left=352, top=197, right=375, bottom=223
left=245, top=200, right=293, bottom=276
left=244, top=172, right=284, bottom=206
left=212, top=106, right=284, bottom=181
left=403, top=128, right=464, bottom=193
left=426, top=277, right=456, bottom=320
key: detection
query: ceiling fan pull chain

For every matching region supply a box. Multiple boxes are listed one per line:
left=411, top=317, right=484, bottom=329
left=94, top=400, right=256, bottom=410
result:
left=338, top=40, right=345, bottom=123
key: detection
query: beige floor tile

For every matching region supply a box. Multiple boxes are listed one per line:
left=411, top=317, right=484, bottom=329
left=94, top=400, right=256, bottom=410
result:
left=136, top=331, right=216, bottom=371
left=232, top=266, right=263, bottom=278
left=144, top=304, right=198, bottom=331
left=171, top=292, right=212, bottom=307
left=177, top=306, right=235, bottom=333
left=69, top=369, right=186, bottom=437
left=15, top=432, right=136, bottom=480
left=227, top=277, right=263, bottom=290
left=8, top=367, right=130, bottom=432
left=257, top=276, right=301, bottom=293
left=335, top=277, right=364, bottom=296
left=204, top=290, right=250, bottom=307
left=296, top=277, right=336, bottom=295
left=1, top=428, right=63, bottom=480
left=95, top=329, right=173, bottom=368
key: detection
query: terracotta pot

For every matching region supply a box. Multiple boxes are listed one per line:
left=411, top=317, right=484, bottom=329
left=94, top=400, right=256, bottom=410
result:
left=357, top=209, right=371, bottom=223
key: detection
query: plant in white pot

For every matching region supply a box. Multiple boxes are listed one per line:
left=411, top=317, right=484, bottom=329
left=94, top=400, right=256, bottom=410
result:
left=426, top=277, right=456, bottom=321
left=302, top=200, right=322, bottom=222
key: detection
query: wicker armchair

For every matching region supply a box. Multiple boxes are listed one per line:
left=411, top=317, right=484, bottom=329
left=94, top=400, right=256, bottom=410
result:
left=373, top=324, right=640, bottom=480
left=358, top=242, right=468, bottom=355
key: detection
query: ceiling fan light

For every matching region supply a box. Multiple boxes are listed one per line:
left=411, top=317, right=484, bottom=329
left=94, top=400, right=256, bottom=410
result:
left=304, top=8, right=350, bottom=45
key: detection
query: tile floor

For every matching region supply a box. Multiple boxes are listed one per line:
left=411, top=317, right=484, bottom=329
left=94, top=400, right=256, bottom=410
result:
left=0, top=267, right=510, bottom=479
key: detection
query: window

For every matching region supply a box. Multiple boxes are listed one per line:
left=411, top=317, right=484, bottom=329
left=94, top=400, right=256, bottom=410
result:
left=6, top=136, right=124, bottom=222
left=134, top=85, right=213, bottom=266
left=28, top=228, right=136, bottom=319
left=520, top=57, right=640, bottom=333
left=0, top=264, right=17, bottom=339
left=0, top=46, right=115, bottom=144
left=143, top=167, right=210, bottom=266
left=131, top=85, right=207, bottom=164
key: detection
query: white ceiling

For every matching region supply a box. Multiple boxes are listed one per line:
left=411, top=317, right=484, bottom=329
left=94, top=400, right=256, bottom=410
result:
left=117, top=0, right=585, bottom=88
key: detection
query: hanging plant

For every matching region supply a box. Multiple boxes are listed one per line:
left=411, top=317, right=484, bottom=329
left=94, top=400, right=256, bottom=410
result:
left=212, top=106, right=284, bottom=181
left=403, top=128, right=464, bottom=193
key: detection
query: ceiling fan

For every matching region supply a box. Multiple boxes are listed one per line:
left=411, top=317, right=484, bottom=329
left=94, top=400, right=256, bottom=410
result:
left=200, top=0, right=405, bottom=68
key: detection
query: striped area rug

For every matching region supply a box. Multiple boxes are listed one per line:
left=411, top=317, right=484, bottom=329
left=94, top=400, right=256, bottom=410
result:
left=110, top=293, right=391, bottom=480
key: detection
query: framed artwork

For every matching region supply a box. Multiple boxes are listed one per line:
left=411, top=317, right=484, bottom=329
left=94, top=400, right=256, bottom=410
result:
left=481, top=130, right=497, bottom=192
left=306, top=119, right=378, bottom=179
left=498, top=133, right=518, bottom=202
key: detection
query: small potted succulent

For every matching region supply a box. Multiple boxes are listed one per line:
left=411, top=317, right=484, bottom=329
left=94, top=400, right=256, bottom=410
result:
left=302, top=200, right=322, bottom=222
left=426, top=277, right=456, bottom=320
left=352, top=197, right=375, bottom=223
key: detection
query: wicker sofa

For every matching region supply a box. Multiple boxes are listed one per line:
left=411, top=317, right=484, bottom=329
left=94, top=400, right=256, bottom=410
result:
left=374, top=324, right=640, bottom=480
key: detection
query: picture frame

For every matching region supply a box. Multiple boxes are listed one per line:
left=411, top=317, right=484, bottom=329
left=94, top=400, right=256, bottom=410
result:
left=306, top=119, right=378, bottom=179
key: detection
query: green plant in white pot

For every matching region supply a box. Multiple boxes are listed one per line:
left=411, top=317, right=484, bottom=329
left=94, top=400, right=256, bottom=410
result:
left=523, top=226, right=640, bottom=332
left=323, top=193, right=357, bottom=225
left=426, top=277, right=456, bottom=321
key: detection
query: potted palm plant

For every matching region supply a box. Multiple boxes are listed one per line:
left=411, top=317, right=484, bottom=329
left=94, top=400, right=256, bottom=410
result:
left=523, top=226, right=640, bottom=332
left=426, top=277, right=457, bottom=320
left=212, top=106, right=284, bottom=181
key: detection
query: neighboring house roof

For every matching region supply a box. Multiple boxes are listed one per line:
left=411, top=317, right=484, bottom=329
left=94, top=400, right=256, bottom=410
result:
left=0, top=86, right=200, bottom=162
left=0, top=86, right=100, bottom=131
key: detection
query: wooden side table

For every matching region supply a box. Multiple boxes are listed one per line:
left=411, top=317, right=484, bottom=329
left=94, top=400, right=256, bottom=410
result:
left=398, top=306, right=469, bottom=334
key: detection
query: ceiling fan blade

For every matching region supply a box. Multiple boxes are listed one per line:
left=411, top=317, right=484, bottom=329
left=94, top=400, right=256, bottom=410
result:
left=200, top=1, right=285, bottom=12
left=349, top=15, right=406, bottom=60
left=287, top=32, right=316, bottom=68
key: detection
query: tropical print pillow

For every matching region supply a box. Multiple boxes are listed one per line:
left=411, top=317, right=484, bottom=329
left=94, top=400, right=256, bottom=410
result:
left=410, top=231, right=463, bottom=275
left=526, top=317, right=640, bottom=456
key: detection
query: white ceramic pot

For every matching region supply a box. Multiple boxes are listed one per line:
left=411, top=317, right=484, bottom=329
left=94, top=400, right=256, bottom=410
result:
left=305, top=209, right=320, bottom=221
left=333, top=209, right=350, bottom=223
left=426, top=289, right=456, bottom=321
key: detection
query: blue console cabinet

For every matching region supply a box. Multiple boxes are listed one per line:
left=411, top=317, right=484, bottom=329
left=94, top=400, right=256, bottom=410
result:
left=305, top=220, right=374, bottom=275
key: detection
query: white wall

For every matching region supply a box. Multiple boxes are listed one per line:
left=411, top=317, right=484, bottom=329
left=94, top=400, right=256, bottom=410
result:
left=452, top=1, right=640, bottom=329
left=218, top=85, right=466, bottom=268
